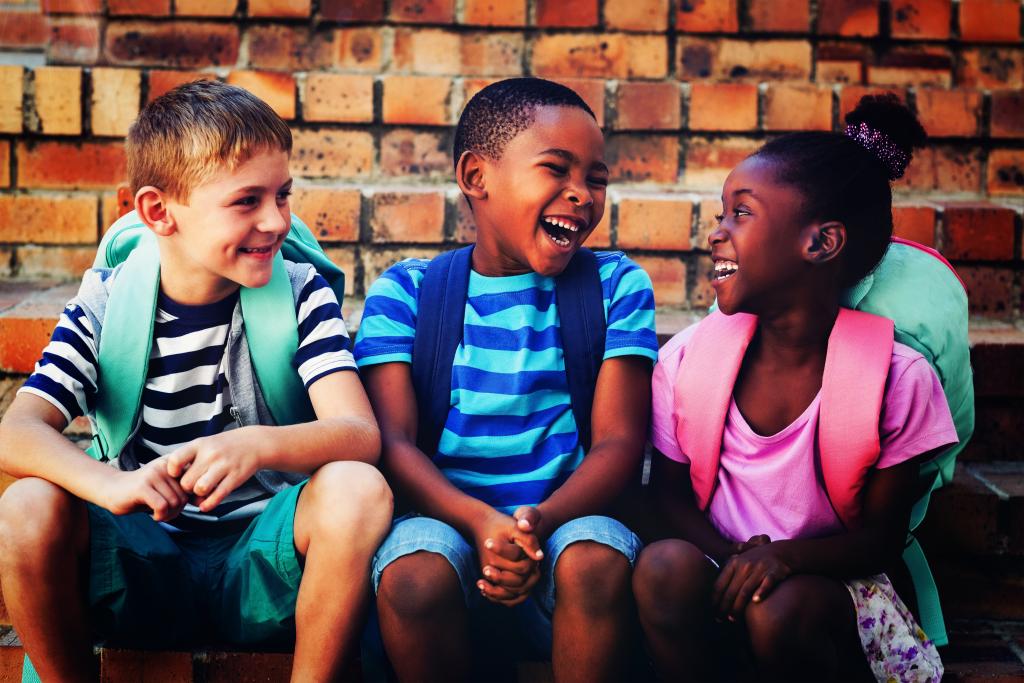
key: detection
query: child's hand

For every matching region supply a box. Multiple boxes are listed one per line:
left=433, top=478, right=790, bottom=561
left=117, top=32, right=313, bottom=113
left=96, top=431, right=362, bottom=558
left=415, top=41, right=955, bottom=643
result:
left=512, top=505, right=545, bottom=540
left=731, top=533, right=771, bottom=555
left=712, top=543, right=791, bottom=621
left=165, top=428, right=263, bottom=512
left=104, top=457, right=189, bottom=522
left=472, top=511, right=544, bottom=606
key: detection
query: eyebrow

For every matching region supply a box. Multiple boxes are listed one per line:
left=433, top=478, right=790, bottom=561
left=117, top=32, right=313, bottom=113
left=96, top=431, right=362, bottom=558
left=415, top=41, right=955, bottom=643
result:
left=539, top=148, right=609, bottom=174
left=230, top=179, right=293, bottom=195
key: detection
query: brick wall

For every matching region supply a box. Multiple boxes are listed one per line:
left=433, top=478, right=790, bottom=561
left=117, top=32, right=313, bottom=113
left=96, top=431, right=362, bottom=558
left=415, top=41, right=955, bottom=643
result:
left=0, top=0, right=1021, bottom=317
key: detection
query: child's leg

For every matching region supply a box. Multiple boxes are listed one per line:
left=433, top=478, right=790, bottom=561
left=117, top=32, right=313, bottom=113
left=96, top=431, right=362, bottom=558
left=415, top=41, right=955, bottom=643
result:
left=0, top=478, right=94, bottom=682
left=632, top=539, right=718, bottom=682
left=291, top=461, right=393, bottom=681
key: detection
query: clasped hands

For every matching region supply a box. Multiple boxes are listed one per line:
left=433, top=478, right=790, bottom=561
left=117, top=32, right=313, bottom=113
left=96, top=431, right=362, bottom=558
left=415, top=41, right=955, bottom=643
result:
left=712, top=533, right=792, bottom=622
left=472, top=506, right=547, bottom=607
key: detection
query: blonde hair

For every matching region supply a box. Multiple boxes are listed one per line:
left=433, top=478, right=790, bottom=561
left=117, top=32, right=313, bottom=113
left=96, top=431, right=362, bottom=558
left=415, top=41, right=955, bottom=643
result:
left=127, top=80, right=292, bottom=201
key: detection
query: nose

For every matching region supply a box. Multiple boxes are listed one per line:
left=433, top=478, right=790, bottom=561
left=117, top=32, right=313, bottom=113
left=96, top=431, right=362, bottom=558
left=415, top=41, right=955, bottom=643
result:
left=564, top=179, right=593, bottom=208
left=258, top=201, right=290, bottom=236
left=708, top=223, right=728, bottom=249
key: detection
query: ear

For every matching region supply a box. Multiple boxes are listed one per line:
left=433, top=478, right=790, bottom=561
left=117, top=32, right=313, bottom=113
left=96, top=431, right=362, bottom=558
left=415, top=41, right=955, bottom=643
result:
left=455, top=150, right=488, bottom=202
left=802, top=220, right=846, bottom=265
left=135, top=186, right=176, bottom=236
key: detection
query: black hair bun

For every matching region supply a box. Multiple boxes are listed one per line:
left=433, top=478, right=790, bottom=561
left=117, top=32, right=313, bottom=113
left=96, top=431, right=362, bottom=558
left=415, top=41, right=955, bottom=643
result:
left=844, top=94, right=928, bottom=179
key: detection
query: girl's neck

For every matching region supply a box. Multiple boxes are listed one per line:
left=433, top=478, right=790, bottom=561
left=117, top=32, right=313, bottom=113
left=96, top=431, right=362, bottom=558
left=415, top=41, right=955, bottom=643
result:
left=754, top=296, right=840, bottom=366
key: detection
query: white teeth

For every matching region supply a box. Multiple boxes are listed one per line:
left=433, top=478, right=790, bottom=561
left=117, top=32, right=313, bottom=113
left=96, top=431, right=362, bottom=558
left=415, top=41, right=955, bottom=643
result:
left=545, top=231, right=571, bottom=247
left=543, top=217, right=579, bottom=232
left=713, top=261, right=738, bottom=280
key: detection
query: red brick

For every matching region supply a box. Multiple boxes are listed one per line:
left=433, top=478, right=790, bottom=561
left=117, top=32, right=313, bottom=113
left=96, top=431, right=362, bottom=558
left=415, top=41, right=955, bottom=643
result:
left=0, top=66, right=24, bottom=133
left=534, top=0, right=598, bottom=27
left=554, top=78, right=606, bottom=128
left=90, top=68, right=141, bottom=137
left=175, top=0, right=238, bottom=16
left=18, top=141, right=126, bottom=189
left=677, top=37, right=812, bottom=81
left=290, top=187, right=361, bottom=242
left=896, top=145, right=984, bottom=194
left=321, top=248, right=357, bottom=300
left=0, top=317, right=64, bottom=374
left=381, top=129, right=451, bottom=179
left=892, top=205, right=937, bottom=246
left=941, top=203, right=1016, bottom=260
left=248, top=0, right=310, bottom=18
left=108, top=0, right=170, bottom=15
left=748, top=0, right=809, bottom=32
left=462, top=0, right=526, bottom=26
left=763, top=83, right=832, bottom=131
left=0, top=194, right=98, bottom=243
left=334, top=27, right=384, bottom=72
left=226, top=71, right=296, bottom=120
left=0, top=11, right=47, bottom=48
left=371, top=190, right=446, bottom=243
left=688, top=83, right=757, bottom=132
left=890, top=0, right=952, bottom=39
left=632, top=256, right=686, bottom=307
left=868, top=47, right=954, bottom=87
left=33, top=67, right=82, bottom=136
left=959, top=0, right=1021, bottom=42
left=614, top=82, right=680, bottom=131
left=839, top=86, right=905, bottom=121
left=99, top=649, right=192, bottom=683
left=454, top=193, right=476, bottom=244
left=43, top=0, right=102, bottom=12
left=101, top=187, right=133, bottom=229
left=991, top=91, right=1024, bottom=139
left=532, top=34, right=668, bottom=79
left=46, top=17, right=101, bottom=63
left=695, top=196, right=722, bottom=249
left=683, top=137, right=760, bottom=190
left=320, top=0, right=384, bottom=21
left=958, top=266, right=1015, bottom=318
left=817, top=59, right=863, bottom=84
left=461, top=32, right=525, bottom=76
left=606, top=0, right=670, bottom=32
left=382, top=76, right=453, bottom=126
left=617, top=195, right=693, bottom=250
left=987, top=149, right=1024, bottom=195
left=606, top=135, right=679, bottom=184
left=303, top=73, right=374, bottom=123
left=146, top=70, right=216, bottom=102
left=204, top=652, right=297, bottom=683
left=393, top=28, right=462, bottom=74
left=817, top=0, right=879, bottom=36
left=588, top=207, right=611, bottom=248
left=915, top=88, right=982, bottom=137
left=0, top=142, right=9, bottom=188
left=462, top=77, right=503, bottom=107
left=105, top=21, right=239, bottom=68
left=245, top=25, right=335, bottom=71
left=676, top=0, right=737, bottom=33
left=390, top=0, right=454, bottom=24
left=290, top=129, right=374, bottom=178
left=958, top=48, right=1024, bottom=90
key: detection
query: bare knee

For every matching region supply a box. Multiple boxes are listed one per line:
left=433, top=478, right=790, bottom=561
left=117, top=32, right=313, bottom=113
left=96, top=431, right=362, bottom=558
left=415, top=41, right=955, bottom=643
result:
left=0, top=478, right=84, bottom=567
left=377, top=552, right=462, bottom=624
left=633, top=539, right=713, bottom=623
left=745, top=585, right=810, bottom=663
left=303, top=461, right=393, bottom=539
left=554, top=541, right=631, bottom=617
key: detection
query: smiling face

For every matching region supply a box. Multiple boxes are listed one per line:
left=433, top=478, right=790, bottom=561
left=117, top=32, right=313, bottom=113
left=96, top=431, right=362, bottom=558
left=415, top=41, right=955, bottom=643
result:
left=464, top=105, right=608, bottom=277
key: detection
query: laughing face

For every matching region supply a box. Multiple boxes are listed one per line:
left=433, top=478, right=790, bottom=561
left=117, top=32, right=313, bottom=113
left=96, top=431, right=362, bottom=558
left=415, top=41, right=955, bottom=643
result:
left=465, top=105, right=608, bottom=277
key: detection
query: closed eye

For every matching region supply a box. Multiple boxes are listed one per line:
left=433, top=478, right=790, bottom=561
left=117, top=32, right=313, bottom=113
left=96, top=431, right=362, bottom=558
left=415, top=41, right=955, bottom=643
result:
left=234, top=196, right=258, bottom=208
left=542, top=163, right=568, bottom=175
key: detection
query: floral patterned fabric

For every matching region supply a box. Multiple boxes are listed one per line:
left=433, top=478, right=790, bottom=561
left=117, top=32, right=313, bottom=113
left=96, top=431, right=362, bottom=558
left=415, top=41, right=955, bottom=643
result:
left=845, top=574, right=943, bottom=682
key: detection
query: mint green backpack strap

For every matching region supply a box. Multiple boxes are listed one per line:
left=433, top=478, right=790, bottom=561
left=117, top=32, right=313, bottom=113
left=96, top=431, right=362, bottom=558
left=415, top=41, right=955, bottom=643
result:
left=21, top=654, right=41, bottom=683
left=239, top=253, right=316, bottom=426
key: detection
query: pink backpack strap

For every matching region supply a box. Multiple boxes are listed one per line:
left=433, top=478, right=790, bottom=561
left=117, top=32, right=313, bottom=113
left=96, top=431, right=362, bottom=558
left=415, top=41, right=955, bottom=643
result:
left=819, top=308, right=894, bottom=529
left=673, top=311, right=758, bottom=510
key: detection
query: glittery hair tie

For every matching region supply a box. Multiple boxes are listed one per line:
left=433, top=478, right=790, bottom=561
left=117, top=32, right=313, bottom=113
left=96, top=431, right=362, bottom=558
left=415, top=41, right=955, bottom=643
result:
left=844, top=121, right=910, bottom=181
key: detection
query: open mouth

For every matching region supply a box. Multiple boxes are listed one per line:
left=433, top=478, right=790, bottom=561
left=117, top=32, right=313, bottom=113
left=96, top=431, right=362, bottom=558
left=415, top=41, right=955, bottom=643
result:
left=239, top=245, right=274, bottom=255
left=540, top=216, right=583, bottom=249
left=713, top=260, right=738, bottom=281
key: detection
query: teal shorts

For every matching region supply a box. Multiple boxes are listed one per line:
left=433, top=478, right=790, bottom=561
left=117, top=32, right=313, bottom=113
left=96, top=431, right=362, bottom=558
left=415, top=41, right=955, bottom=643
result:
left=86, top=481, right=306, bottom=649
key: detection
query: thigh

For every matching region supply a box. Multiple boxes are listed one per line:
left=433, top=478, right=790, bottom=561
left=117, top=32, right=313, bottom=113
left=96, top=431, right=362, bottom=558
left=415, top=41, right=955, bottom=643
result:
left=372, top=515, right=478, bottom=605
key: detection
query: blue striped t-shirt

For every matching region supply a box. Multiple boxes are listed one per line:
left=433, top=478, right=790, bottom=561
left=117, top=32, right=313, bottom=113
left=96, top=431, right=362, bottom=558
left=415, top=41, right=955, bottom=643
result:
left=354, top=251, right=658, bottom=513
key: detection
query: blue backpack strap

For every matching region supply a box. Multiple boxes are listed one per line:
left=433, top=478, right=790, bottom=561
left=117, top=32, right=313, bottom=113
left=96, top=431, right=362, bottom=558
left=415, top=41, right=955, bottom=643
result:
left=555, top=248, right=606, bottom=453
left=411, top=246, right=473, bottom=456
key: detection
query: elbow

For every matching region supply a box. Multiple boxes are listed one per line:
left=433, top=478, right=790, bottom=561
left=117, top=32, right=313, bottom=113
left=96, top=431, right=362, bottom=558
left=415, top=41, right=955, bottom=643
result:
left=364, top=422, right=382, bottom=467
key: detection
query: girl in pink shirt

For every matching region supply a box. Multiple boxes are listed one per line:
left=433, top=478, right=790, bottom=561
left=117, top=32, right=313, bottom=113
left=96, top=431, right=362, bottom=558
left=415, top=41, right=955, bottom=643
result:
left=634, top=96, right=957, bottom=682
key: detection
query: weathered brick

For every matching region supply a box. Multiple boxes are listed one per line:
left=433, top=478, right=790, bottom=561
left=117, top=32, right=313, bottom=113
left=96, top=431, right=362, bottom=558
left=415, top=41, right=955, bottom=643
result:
left=108, top=0, right=170, bottom=15
left=33, top=67, right=82, bottom=136
left=893, top=205, right=937, bottom=246
left=363, top=247, right=442, bottom=290
left=0, top=10, right=47, bottom=48
left=959, top=0, right=1021, bottom=42
left=392, top=28, right=462, bottom=74
left=226, top=71, right=296, bottom=120
left=382, top=75, right=453, bottom=126
left=817, top=0, right=879, bottom=37
left=245, top=25, right=333, bottom=71
left=105, top=21, right=239, bottom=68
left=817, top=59, right=863, bottom=84
left=381, top=129, right=451, bottom=179
left=371, top=190, right=446, bottom=243
left=588, top=207, right=612, bottom=248
left=915, top=88, right=982, bottom=137
left=554, top=78, right=606, bottom=127
left=101, top=188, right=133, bottom=230
left=762, top=83, right=832, bottom=131
left=290, top=187, right=361, bottom=242
left=676, top=0, right=737, bottom=33
left=290, top=129, right=374, bottom=179
left=90, top=68, right=141, bottom=137
left=839, top=86, right=905, bottom=120
left=0, top=194, right=98, bottom=243
left=690, top=255, right=717, bottom=308
left=334, top=27, right=384, bottom=73
left=991, top=91, right=1024, bottom=139
left=683, top=137, right=760, bottom=190
left=454, top=193, right=476, bottom=244
left=694, top=196, right=721, bottom=250
left=632, top=256, right=686, bottom=307
left=606, top=135, right=679, bottom=184
left=18, top=141, right=127, bottom=189
left=302, top=73, right=374, bottom=123
left=867, top=47, right=953, bottom=87
left=462, top=0, right=526, bottom=26
left=896, top=145, right=983, bottom=194
left=534, top=0, right=598, bottom=27
left=614, top=82, right=680, bottom=131
left=47, top=17, right=101, bottom=64
left=147, top=70, right=216, bottom=102
left=890, top=0, right=952, bottom=39
left=0, top=316, right=65, bottom=374
left=958, top=266, right=1015, bottom=317
left=958, top=48, right=1024, bottom=90
left=42, top=0, right=102, bottom=13
left=0, top=66, right=24, bottom=133
left=688, top=83, right=757, bottom=132
left=606, top=0, right=670, bottom=32
left=462, top=77, right=503, bottom=107
left=532, top=34, right=668, bottom=79
left=461, top=32, right=525, bottom=76
left=616, top=194, right=692, bottom=250
left=0, top=142, right=9, bottom=188
left=747, top=0, right=809, bottom=32
left=942, top=203, right=1016, bottom=260
left=677, top=37, right=812, bottom=81
left=99, top=649, right=191, bottom=683
left=390, top=0, right=454, bottom=24
left=175, top=0, right=238, bottom=16
left=248, top=0, right=311, bottom=18
left=321, top=248, right=358, bottom=299
left=204, top=652, right=297, bottom=683
left=320, top=0, right=384, bottom=21
left=988, top=149, right=1024, bottom=195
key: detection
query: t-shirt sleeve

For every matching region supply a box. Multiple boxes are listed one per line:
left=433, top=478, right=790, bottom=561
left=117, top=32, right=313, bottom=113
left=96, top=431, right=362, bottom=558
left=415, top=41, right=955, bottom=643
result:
left=876, top=352, right=959, bottom=469
left=649, top=326, right=695, bottom=464
left=17, top=299, right=100, bottom=424
left=353, top=260, right=423, bottom=368
left=292, top=269, right=357, bottom=388
left=602, top=255, right=659, bottom=362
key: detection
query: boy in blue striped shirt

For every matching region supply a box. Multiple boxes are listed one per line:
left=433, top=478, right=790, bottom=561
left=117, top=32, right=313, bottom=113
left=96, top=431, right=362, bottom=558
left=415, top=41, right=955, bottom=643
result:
left=355, top=78, right=659, bottom=683
left=0, top=81, right=391, bottom=680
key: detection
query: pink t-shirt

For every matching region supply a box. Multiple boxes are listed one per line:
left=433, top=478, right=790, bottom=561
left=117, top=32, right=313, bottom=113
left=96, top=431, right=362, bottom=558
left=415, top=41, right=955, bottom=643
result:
left=650, top=323, right=959, bottom=544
